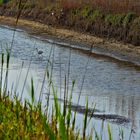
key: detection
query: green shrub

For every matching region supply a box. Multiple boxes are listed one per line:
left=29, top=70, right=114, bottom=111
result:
left=105, top=14, right=125, bottom=26
left=90, top=9, right=103, bottom=21
left=132, top=17, right=140, bottom=27
left=123, top=12, right=136, bottom=27
left=80, top=5, right=93, bottom=18
left=114, top=14, right=126, bottom=26
left=71, top=8, right=80, bottom=16
left=105, top=14, right=115, bottom=25
left=0, top=0, right=10, bottom=4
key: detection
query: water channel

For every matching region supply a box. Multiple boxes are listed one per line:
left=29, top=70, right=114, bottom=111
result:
left=0, top=25, right=140, bottom=140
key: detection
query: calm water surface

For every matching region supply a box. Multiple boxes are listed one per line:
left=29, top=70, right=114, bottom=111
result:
left=0, top=25, right=140, bottom=140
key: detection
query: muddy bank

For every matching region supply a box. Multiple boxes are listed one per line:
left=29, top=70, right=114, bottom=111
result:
left=0, top=16, right=140, bottom=66
left=0, top=2, right=140, bottom=46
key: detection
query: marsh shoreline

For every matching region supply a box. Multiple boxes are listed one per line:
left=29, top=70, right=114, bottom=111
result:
left=0, top=16, right=140, bottom=66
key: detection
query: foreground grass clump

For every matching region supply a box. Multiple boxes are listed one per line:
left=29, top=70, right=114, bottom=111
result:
left=0, top=95, right=81, bottom=139
left=0, top=97, right=49, bottom=139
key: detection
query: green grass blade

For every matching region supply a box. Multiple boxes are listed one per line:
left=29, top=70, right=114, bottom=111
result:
left=108, top=124, right=113, bottom=140
left=0, top=53, right=4, bottom=96
left=59, top=114, right=67, bottom=140
left=83, top=98, right=88, bottom=139
left=31, top=78, right=35, bottom=105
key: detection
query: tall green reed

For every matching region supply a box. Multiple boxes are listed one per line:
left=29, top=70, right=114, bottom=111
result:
left=0, top=52, right=4, bottom=96
left=3, top=50, right=10, bottom=97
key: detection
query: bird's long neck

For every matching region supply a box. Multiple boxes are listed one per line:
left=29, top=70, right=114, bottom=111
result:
left=36, top=48, right=38, bottom=52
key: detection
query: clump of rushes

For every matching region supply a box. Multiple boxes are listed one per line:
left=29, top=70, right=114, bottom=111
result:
left=80, top=5, right=93, bottom=18
left=123, top=12, right=136, bottom=27
left=90, top=9, right=103, bottom=21
left=105, top=14, right=125, bottom=26
left=0, top=96, right=50, bottom=139
left=132, top=17, right=140, bottom=27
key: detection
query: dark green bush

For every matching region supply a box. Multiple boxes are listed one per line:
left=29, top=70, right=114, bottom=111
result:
left=105, top=14, right=125, bottom=26
left=90, top=9, right=103, bottom=21
left=132, top=17, right=140, bottom=27
left=80, top=5, right=93, bottom=18
left=123, top=12, right=136, bottom=27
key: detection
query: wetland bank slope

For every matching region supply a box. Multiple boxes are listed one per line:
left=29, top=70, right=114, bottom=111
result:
left=0, top=0, right=140, bottom=65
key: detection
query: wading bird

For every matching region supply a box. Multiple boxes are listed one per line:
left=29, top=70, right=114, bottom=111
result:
left=36, top=48, right=43, bottom=56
